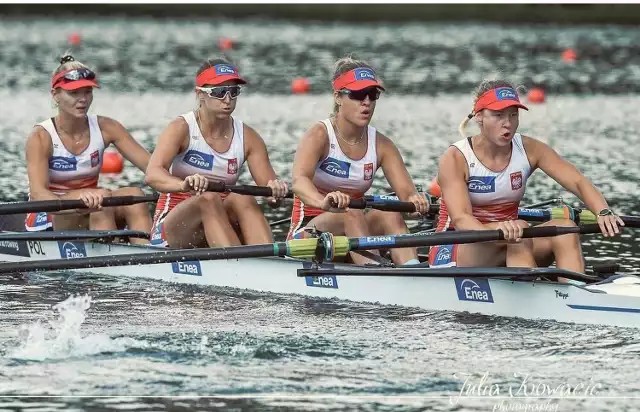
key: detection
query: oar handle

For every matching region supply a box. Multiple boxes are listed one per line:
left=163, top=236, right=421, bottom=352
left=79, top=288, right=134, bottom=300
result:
left=206, top=181, right=294, bottom=198
left=0, top=194, right=159, bottom=216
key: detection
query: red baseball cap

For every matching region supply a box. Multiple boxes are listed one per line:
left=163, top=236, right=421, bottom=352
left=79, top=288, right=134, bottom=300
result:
left=332, top=68, right=385, bottom=91
left=51, top=68, right=99, bottom=90
left=196, top=64, right=247, bottom=87
left=474, top=87, right=528, bottom=113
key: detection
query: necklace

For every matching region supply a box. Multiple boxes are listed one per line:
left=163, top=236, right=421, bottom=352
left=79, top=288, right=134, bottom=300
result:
left=196, top=109, right=230, bottom=140
left=332, top=119, right=365, bottom=146
left=56, top=118, right=89, bottom=144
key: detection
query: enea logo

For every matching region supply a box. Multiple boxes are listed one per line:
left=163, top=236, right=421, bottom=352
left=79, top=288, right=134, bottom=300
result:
left=183, top=150, right=214, bottom=170
left=319, top=157, right=350, bottom=179
left=58, top=241, right=87, bottom=259
left=215, top=64, right=236, bottom=75
left=468, top=176, right=496, bottom=193
left=305, top=275, right=338, bottom=289
left=454, top=278, right=494, bottom=303
left=49, top=156, right=77, bottom=171
left=354, top=68, right=376, bottom=81
left=35, top=212, right=49, bottom=225
left=495, top=87, right=518, bottom=101
left=171, top=261, right=202, bottom=276
left=434, top=244, right=454, bottom=266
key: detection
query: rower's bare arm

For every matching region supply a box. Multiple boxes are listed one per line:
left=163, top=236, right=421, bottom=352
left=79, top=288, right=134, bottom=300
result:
left=25, top=127, right=58, bottom=202
left=438, top=147, right=485, bottom=230
left=377, top=133, right=418, bottom=201
left=524, top=136, right=609, bottom=213
left=291, top=123, right=329, bottom=209
left=244, top=125, right=279, bottom=186
left=144, top=118, right=190, bottom=193
left=99, top=116, right=151, bottom=172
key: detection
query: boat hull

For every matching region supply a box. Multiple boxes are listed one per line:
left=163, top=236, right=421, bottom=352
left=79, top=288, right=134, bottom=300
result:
left=1, top=238, right=640, bottom=328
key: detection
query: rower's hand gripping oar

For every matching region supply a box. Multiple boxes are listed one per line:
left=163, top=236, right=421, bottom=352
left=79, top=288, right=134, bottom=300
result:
left=0, top=194, right=160, bottom=216
left=0, top=223, right=609, bottom=275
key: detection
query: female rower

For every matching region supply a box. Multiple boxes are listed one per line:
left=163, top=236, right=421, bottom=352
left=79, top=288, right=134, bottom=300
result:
left=429, top=79, right=624, bottom=276
left=289, top=56, right=429, bottom=265
left=144, top=57, right=288, bottom=248
left=25, top=54, right=153, bottom=243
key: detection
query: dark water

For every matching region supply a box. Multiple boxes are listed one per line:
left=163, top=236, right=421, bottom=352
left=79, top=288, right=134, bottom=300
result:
left=1, top=18, right=640, bottom=411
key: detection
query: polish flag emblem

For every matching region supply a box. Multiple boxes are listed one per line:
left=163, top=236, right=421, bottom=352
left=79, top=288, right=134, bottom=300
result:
left=510, top=171, right=523, bottom=190
left=364, top=163, right=374, bottom=181
left=227, top=158, right=238, bottom=175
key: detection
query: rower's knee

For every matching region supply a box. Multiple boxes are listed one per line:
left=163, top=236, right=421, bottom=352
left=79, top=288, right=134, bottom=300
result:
left=549, top=218, right=577, bottom=228
left=196, top=192, right=225, bottom=213
left=548, top=218, right=580, bottom=247
left=113, top=187, right=145, bottom=197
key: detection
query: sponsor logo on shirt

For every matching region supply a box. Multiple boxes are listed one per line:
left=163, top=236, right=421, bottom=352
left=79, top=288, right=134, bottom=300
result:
left=468, top=176, right=496, bottom=193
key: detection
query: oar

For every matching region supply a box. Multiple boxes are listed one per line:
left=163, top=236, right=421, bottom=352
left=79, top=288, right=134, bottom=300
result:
left=297, top=266, right=601, bottom=283
left=206, top=181, right=438, bottom=214
left=0, top=194, right=159, bottom=216
left=0, top=223, right=607, bottom=275
left=0, top=229, right=149, bottom=241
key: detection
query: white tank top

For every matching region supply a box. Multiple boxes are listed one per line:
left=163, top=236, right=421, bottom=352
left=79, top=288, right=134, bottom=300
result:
left=436, top=133, right=532, bottom=231
left=311, top=119, right=378, bottom=196
left=36, top=115, right=105, bottom=194
left=169, top=111, right=245, bottom=184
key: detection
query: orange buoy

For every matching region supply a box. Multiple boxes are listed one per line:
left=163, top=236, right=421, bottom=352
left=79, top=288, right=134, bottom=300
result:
left=562, top=48, right=577, bottom=63
left=428, top=178, right=441, bottom=198
left=68, top=32, right=82, bottom=46
left=219, top=38, right=233, bottom=51
left=527, top=88, right=546, bottom=104
left=291, top=77, right=310, bottom=94
left=101, top=151, right=124, bottom=174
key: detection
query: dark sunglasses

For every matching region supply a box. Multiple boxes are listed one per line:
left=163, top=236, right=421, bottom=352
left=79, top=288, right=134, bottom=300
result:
left=339, top=87, right=381, bottom=101
left=196, top=85, right=242, bottom=100
left=62, top=68, right=96, bottom=81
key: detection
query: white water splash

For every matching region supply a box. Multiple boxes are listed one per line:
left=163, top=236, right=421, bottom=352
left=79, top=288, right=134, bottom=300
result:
left=9, top=294, right=139, bottom=361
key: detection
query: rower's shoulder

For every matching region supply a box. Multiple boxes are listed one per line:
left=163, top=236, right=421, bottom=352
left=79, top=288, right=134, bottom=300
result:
left=162, top=116, right=190, bottom=137
left=27, top=123, right=51, bottom=145
left=299, top=121, right=330, bottom=148
left=96, top=115, right=127, bottom=134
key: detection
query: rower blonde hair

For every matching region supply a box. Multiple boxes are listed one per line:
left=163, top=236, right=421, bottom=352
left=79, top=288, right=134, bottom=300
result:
left=53, top=52, right=88, bottom=76
left=458, top=79, right=527, bottom=137
left=330, top=55, right=378, bottom=117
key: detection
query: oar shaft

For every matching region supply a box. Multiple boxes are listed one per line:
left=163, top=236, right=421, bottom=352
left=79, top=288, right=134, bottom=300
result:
left=346, top=224, right=601, bottom=252
left=206, top=181, right=434, bottom=213
left=0, top=194, right=159, bottom=216
left=0, top=242, right=289, bottom=274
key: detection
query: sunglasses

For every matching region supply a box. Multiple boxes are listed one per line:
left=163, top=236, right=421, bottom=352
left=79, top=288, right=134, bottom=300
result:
left=339, top=87, right=382, bottom=101
left=61, top=68, right=96, bottom=81
left=196, top=85, right=242, bottom=100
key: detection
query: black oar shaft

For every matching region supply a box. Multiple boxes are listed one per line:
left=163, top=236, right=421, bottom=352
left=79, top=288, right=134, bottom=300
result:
left=347, top=224, right=601, bottom=251
left=0, top=242, right=289, bottom=274
left=0, top=194, right=159, bottom=215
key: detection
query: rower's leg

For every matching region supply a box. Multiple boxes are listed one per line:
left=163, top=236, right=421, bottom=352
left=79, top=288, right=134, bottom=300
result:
left=162, top=192, right=241, bottom=248
left=223, top=193, right=273, bottom=244
left=304, top=210, right=378, bottom=265
left=111, top=187, right=153, bottom=245
left=364, top=209, right=418, bottom=265
left=54, top=188, right=118, bottom=231
left=532, top=219, right=584, bottom=278
left=454, top=220, right=535, bottom=268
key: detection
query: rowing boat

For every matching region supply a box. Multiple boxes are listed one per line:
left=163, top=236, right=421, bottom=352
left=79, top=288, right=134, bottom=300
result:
left=1, top=233, right=640, bottom=329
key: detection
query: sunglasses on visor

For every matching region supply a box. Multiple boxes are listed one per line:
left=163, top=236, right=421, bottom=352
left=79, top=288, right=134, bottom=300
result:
left=60, top=68, right=96, bottom=81
left=196, top=85, right=242, bottom=100
left=339, top=87, right=381, bottom=101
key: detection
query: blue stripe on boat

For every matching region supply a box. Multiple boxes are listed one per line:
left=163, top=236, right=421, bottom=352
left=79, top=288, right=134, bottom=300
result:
left=568, top=304, right=640, bottom=314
